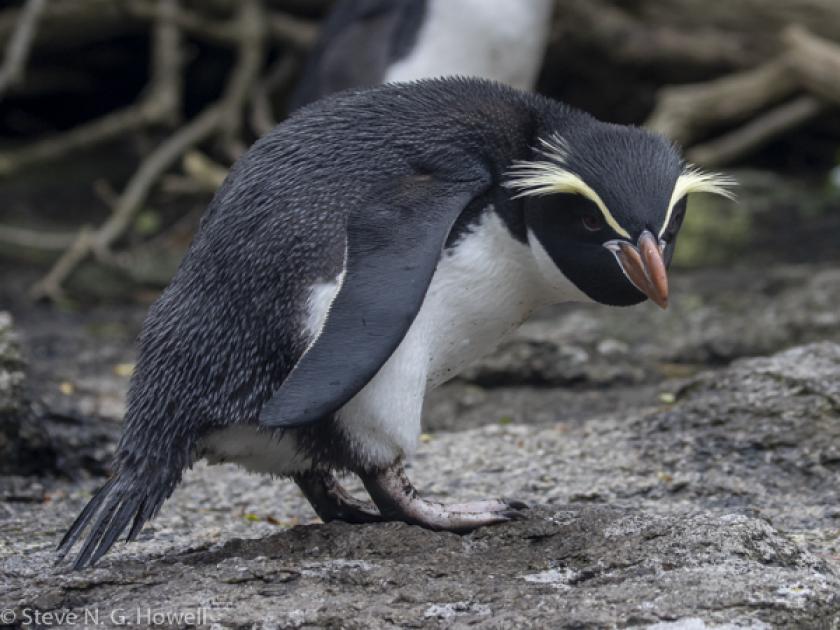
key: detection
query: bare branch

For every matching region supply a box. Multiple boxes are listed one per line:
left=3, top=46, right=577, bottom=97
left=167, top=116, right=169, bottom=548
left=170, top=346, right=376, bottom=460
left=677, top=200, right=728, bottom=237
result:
left=96, top=106, right=225, bottom=250
left=556, top=0, right=757, bottom=70
left=30, top=104, right=225, bottom=300
left=30, top=0, right=271, bottom=300
left=0, top=0, right=183, bottom=177
left=148, top=0, right=184, bottom=126
left=218, top=0, right=268, bottom=160
left=0, top=0, right=48, bottom=99
left=784, top=24, right=840, bottom=105
left=268, top=12, right=318, bottom=50
left=645, top=58, right=799, bottom=145
left=182, top=150, right=228, bottom=190
left=0, top=224, right=78, bottom=251
left=250, top=54, right=297, bottom=136
left=29, top=226, right=96, bottom=301
left=646, top=22, right=840, bottom=167
left=0, top=102, right=158, bottom=177
left=687, top=95, right=825, bottom=167
left=0, top=0, right=137, bottom=55
left=126, top=0, right=316, bottom=49
left=125, top=0, right=236, bottom=46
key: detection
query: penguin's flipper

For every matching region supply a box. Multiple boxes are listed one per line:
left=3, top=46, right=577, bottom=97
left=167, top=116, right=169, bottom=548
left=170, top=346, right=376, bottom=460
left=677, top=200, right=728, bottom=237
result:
left=260, top=173, right=491, bottom=428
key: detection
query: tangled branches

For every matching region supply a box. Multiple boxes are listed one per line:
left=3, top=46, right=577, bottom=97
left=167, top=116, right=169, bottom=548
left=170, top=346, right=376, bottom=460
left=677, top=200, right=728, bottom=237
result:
left=646, top=26, right=840, bottom=167
left=0, top=0, right=317, bottom=300
left=3, top=0, right=840, bottom=299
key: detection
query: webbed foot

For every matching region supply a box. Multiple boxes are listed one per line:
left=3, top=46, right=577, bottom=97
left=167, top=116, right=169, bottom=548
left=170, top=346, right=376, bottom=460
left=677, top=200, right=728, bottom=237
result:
left=295, top=471, right=383, bottom=524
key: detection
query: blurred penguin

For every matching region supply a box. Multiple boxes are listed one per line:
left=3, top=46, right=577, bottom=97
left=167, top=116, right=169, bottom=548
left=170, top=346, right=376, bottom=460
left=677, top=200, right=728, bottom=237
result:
left=290, top=0, right=554, bottom=110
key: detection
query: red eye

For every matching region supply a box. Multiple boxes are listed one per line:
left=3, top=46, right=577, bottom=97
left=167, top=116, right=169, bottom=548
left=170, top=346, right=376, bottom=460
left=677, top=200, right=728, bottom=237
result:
left=581, top=214, right=603, bottom=232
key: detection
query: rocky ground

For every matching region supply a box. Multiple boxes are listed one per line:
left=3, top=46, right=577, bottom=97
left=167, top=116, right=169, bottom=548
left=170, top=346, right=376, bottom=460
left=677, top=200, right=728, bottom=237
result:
left=2, top=174, right=840, bottom=628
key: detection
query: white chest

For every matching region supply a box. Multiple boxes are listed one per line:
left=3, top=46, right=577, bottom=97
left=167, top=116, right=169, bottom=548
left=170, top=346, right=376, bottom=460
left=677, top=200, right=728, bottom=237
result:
left=200, top=209, right=590, bottom=473
left=383, top=0, right=554, bottom=91
left=414, top=215, right=542, bottom=388
left=331, top=210, right=548, bottom=467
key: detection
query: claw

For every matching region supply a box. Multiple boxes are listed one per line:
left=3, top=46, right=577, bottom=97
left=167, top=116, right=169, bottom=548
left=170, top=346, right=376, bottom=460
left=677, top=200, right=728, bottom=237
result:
left=503, top=498, right=530, bottom=511
left=359, top=460, right=523, bottom=533
left=501, top=509, right=529, bottom=521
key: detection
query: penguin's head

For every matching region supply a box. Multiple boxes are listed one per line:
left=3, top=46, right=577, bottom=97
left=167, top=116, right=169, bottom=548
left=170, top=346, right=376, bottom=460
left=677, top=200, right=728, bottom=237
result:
left=505, top=124, right=735, bottom=308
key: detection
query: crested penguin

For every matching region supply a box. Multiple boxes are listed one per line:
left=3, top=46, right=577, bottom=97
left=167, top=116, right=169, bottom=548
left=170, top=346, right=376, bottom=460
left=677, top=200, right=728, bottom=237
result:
left=58, top=78, right=734, bottom=569
left=289, top=0, right=554, bottom=109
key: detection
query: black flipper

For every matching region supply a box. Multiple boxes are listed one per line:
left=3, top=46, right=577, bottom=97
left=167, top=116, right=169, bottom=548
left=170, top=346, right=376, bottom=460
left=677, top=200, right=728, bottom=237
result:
left=260, top=173, right=491, bottom=428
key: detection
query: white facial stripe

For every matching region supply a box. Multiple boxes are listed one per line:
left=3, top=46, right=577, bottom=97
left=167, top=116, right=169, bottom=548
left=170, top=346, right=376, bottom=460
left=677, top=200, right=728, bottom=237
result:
left=603, top=241, right=644, bottom=294
left=660, top=168, right=737, bottom=238
left=505, top=164, right=632, bottom=240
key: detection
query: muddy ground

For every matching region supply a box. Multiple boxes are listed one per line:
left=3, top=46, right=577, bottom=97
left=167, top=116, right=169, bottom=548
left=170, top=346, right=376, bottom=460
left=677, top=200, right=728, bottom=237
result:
left=1, top=172, right=840, bottom=628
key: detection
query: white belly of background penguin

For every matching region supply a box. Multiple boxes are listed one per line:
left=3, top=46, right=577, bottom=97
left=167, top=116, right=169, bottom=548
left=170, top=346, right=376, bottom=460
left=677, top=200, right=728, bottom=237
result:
left=58, top=78, right=734, bottom=569
left=383, top=0, right=554, bottom=91
left=289, top=0, right=554, bottom=110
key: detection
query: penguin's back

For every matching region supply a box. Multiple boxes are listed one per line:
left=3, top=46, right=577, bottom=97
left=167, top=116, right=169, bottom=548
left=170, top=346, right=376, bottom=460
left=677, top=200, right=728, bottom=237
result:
left=117, top=79, right=557, bottom=465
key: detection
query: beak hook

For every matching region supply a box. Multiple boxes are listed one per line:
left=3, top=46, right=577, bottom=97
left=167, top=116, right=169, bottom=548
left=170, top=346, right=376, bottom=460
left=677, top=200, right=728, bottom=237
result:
left=604, top=230, right=670, bottom=309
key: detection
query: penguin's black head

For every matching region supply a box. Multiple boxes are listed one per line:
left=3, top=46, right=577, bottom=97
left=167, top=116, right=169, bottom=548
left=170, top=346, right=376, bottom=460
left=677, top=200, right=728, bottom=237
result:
left=506, top=123, right=735, bottom=308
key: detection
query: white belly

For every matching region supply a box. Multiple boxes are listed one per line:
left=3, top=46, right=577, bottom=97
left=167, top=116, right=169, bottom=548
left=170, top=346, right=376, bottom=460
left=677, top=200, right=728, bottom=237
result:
left=200, top=209, right=587, bottom=474
left=383, top=0, right=554, bottom=92
left=334, top=210, right=580, bottom=469
left=422, top=225, right=539, bottom=389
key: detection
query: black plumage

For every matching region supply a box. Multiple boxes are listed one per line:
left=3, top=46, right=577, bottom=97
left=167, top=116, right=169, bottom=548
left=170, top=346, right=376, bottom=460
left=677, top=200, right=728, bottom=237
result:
left=58, top=78, right=711, bottom=569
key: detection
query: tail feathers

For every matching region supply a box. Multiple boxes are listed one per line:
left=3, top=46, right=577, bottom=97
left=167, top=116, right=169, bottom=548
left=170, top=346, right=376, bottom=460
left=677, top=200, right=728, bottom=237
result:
left=57, top=470, right=175, bottom=570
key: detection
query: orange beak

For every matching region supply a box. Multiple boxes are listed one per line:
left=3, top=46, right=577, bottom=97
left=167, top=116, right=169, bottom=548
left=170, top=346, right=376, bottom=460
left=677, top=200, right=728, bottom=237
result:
left=604, top=231, right=669, bottom=309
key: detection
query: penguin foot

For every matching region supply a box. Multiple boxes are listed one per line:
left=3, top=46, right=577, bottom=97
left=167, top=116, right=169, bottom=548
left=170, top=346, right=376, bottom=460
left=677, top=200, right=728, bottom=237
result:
left=360, top=460, right=528, bottom=533
left=295, top=471, right=383, bottom=524
left=447, top=498, right=529, bottom=513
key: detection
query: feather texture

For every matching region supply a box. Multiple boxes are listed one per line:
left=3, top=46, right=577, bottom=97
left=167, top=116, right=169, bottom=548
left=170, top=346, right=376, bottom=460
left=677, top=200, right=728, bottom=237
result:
left=504, top=133, right=632, bottom=239
left=661, top=166, right=738, bottom=238
left=56, top=466, right=179, bottom=570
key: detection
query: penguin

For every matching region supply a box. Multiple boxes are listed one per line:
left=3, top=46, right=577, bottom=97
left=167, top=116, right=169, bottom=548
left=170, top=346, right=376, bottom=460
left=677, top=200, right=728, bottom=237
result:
left=57, top=78, right=734, bottom=569
left=289, top=0, right=554, bottom=109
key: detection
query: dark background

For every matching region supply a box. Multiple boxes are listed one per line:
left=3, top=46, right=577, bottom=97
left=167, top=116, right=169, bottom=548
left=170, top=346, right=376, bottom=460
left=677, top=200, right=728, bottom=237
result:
left=2, top=0, right=840, bottom=308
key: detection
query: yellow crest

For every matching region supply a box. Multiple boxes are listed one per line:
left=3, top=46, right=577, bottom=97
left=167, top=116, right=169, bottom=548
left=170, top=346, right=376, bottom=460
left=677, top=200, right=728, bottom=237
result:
left=504, top=134, right=737, bottom=241
left=660, top=167, right=737, bottom=238
left=504, top=135, right=632, bottom=239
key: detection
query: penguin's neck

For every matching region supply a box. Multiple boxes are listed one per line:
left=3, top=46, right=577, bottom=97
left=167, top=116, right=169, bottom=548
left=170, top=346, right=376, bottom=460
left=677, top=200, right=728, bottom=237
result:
left=415, top=207, right=572, bottom=389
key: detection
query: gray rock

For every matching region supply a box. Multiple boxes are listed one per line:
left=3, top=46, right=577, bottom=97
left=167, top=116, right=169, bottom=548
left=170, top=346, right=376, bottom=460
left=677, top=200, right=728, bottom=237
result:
left=0, top=311, right=122, bottom=479
left=4, top=505, right=838, bottom=628
left=423, top=343, right=840, bottom=562
left=3, top=342, right=840, bottom=627
left=460, top=265, right=840, bottom=389
left=0, top=312, right=54, bottom=476
left=426, top=266, right=840, bottom=432
left=0, top=312, right=26, bottom=419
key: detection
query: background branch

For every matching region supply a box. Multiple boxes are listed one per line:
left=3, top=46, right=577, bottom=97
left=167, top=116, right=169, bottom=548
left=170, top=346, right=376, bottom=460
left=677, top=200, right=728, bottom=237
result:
left=0, top=0, right=47, bottom=99
left=0, top=224, right=78, bottom=251
left=647, top=23, right=840, bottom=165
left=645, top=59, right=799, bottom=145
left=4, top=0, right=840, bottom=301
left=29, top=0, right=273, bottom=300
left=0, top=0, right=184, bottom=177
left=686, top=95, right=826, bottom=166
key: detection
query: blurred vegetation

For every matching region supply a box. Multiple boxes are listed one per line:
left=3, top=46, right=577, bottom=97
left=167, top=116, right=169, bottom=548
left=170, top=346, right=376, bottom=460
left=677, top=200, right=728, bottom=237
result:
left=1, top=0, right=840, bottom=305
